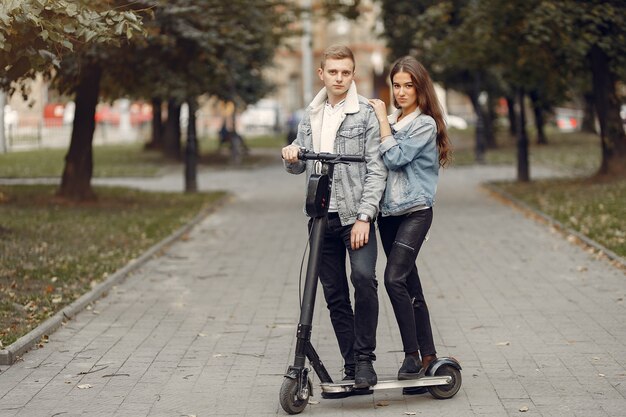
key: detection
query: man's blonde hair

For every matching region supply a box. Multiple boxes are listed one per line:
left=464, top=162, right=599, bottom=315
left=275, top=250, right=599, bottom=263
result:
left=320, top=44, right=355, bottom=70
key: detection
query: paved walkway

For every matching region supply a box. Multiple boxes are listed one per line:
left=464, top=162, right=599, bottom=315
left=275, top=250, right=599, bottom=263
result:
left=0, top=158, right=624, bottom=417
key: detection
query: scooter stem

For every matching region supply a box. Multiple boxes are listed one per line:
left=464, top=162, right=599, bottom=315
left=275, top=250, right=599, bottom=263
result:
left=293, top=215, right=326, bottom=369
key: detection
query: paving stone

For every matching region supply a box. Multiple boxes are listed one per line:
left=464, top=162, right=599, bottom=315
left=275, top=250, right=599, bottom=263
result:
left=0, top=163, right=624, bottom=416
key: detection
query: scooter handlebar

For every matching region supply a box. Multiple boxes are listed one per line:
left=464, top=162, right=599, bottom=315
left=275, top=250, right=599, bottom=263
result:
left=297, top=148, right=365, bottom=163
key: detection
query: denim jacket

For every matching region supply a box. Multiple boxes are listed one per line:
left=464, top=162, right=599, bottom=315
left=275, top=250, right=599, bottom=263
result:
left=284, top=82, right=387, bottom=225
left=379, top=111, right=439, bottom=216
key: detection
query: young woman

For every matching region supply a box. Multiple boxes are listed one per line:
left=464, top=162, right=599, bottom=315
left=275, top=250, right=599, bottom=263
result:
left=369, top=56, right=451, bottom=381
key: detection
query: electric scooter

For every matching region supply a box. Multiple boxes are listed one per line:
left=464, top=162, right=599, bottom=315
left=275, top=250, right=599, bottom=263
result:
left=279, top=149, right=462, bottom=415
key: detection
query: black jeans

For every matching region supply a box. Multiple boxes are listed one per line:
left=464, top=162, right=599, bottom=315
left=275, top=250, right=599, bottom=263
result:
left=378, top=209, right=436, bottom=357
left=310, top=212, right=379, bottom=372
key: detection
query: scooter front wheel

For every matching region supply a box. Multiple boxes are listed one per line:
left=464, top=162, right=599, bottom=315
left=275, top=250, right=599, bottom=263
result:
left=279, top=377, right=312, bottom=414
left=428, top=364, right=462, bottom=399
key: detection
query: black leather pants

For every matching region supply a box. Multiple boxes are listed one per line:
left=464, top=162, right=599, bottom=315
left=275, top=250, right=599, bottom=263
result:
left=378, top=208, right=436, bottom=356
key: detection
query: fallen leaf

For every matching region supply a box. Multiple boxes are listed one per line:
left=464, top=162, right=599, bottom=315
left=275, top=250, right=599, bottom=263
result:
left=496, top=341, right=510, bottom=346
left=376, top=400, right=389, bottom=407
left=519, top=405, right=529, bottom=412
left=77, top=384, right=92, bottom=389
left=51, top=296, right=62, bottom=304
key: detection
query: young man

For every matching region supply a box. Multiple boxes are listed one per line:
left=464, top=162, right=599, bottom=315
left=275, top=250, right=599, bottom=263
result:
left=282, top=45, right=387, bottom=388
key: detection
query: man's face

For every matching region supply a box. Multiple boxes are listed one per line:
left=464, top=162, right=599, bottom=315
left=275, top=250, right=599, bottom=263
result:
left=318, top=58, right=355, bottom=101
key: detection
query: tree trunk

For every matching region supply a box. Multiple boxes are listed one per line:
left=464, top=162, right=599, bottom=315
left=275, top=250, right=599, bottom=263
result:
left=184, top=98, right=198, bottom=193
left=468, top=74, right=486, bottom=163
left=145, top=97, right=163, bottom=149
left=0, top=91, right=6, bottom=153
left=516, top=89, right=530, bottom=182
left=590, top=45, right=626, bottom=177
left=58, top=64, right=102, bottom=201
left=162, top=98, right=181, bottom=159
left=530, top=90, right=548, bottom=145
left=485, top=93, right=497, bottom=149
left=506, top=95, right=517, bottom=137
left=581, top=92, right=596, bottom=133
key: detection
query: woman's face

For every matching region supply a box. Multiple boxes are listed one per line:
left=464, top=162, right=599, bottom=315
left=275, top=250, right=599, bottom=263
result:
left=392, top=71, right=418, bottom=113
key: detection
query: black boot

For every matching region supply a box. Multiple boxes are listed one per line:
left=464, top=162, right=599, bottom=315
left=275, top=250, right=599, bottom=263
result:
left=342, top=367, right=355, bottom=381
left=398, top=355, right=423, bottom=380
left=354, top=357, right=377, bottom=388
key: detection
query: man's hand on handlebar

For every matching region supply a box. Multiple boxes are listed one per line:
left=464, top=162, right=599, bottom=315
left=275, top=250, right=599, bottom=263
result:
left=282, top=145, right=301, bottom=163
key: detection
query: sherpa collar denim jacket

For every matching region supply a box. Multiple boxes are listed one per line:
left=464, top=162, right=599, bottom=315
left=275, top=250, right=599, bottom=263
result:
left=284, top=82, right=387, bottom=226
left=378, top=109, right=439, bottom=216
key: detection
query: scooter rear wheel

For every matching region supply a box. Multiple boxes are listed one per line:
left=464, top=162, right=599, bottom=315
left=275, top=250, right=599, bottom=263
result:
left=279, top=377, right=312, bottom=414
left=427, top=364, right=462, bottom=399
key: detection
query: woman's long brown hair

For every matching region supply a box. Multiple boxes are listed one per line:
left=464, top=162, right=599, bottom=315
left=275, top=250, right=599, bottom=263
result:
left=390, top=56, right=451, bottom=167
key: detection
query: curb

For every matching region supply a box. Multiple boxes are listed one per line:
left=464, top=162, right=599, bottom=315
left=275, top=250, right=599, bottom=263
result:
left=483, top=183, right=626, bottom=271
left=0, top=197, right=228, bottom=365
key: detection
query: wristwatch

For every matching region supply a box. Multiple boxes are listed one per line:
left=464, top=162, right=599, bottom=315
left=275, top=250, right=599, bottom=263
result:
left=356, top=213, right=371, bottom=223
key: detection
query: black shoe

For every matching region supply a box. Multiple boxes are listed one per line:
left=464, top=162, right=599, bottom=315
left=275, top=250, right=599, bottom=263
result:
left=402, top=386, right=428, bottom=395
left=342, top=364, right=355, bottom=381
left=398, top=355, right=423, bottom=380
left=354, top=359, right=377, bottom=388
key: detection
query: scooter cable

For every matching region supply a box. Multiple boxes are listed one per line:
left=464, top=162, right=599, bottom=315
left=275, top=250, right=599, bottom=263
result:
left=298, top=224, right=314, bottom=309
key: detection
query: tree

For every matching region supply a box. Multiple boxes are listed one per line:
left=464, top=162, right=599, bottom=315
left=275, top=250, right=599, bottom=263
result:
left=376, top=0, right=626, bottom=180
left=0, top=0, right=143, bottom=156
left=53, top=0, right=295, bottom=200
left=378, top=0, right=504, bottom=162
left=570, top=1, right=626, bottom=177
left=0, top=0, right=143, bottom=94
left=103, top=0, right=295, bottom=157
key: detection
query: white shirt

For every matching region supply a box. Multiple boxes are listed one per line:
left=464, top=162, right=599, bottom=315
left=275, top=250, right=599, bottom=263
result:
left=320, top=99, right=346, bottom=211
left=320, top=100, right=345, bottom=152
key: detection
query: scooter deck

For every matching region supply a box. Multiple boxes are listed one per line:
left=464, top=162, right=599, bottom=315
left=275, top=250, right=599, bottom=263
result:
left=320, top=375, right=452, bottom=393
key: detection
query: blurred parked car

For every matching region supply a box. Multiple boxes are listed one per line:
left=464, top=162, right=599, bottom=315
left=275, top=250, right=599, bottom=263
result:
left=240, top=99, right=283, bottom=135
left=445, top=114, right=468, bottom=130
left=554, top=107, right=583, bottom=132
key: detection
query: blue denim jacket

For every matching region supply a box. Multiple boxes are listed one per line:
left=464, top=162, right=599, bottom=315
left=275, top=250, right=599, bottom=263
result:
left=379, top=113, right=439, bottom=216
left=284, top=84, right=387, bottom=225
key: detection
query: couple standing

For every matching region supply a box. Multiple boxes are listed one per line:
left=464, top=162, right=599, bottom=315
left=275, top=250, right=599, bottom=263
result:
left=281, top=45, right=451, bottom=389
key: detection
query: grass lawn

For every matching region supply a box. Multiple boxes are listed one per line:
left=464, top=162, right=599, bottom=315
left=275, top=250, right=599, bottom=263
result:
left=495, top=177, right=626, bottom=258
left=0, top=134, right=285, bottom=179
left=0, top=185, right=226, bottom=347
left=450, top=128, right=602, bottom=176
left=450, top=126, right=624, bottom=258
left=0, top=143, right=168, bottom=178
